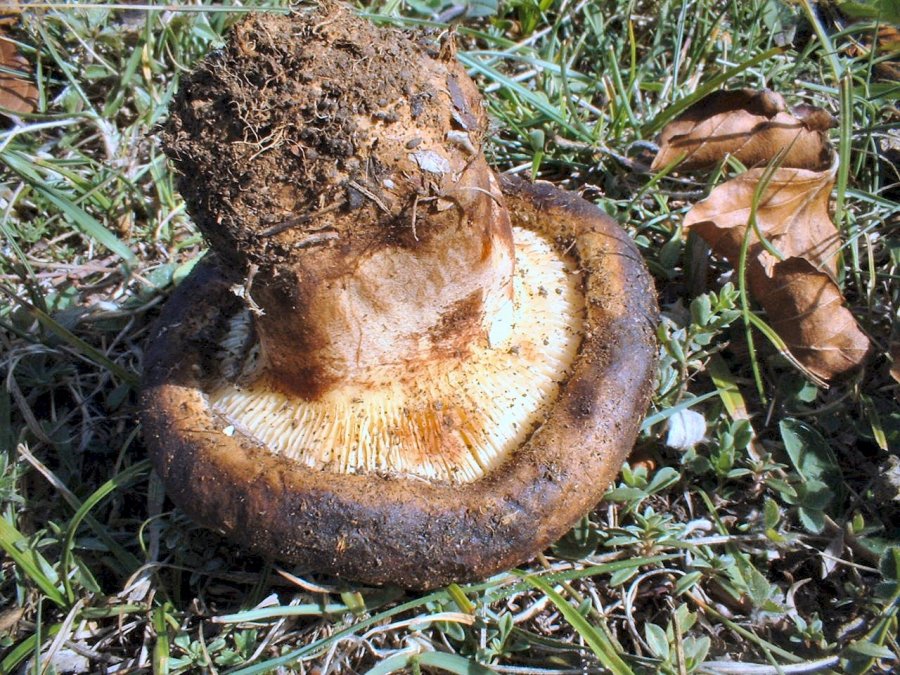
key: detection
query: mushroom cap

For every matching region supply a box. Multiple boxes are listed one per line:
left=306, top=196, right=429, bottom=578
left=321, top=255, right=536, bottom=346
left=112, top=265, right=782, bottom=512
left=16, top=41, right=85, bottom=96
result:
left=141, top=176, right=658, bottom=589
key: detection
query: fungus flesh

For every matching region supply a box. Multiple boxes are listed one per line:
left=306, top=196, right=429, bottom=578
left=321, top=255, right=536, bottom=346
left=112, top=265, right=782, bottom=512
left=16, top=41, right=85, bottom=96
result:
left=142, top=3, right=658, bottom=589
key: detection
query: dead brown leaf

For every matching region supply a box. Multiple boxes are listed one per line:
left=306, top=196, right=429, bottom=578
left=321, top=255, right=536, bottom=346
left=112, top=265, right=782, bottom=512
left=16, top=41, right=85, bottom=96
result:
left=0, top=31, right=37, bottom=116
left=652, top=89, right=835, bottom=172
left=0, top=0, right=21, bottom=27
left=0, top=606, right=24, bottom=634
left=684, top=165, right=842, bottom=275
left=685, top=165, right=871, bottom=380
left=846, top=24, right=900, bottom=82
left=751, top=258, right=871, bottom=382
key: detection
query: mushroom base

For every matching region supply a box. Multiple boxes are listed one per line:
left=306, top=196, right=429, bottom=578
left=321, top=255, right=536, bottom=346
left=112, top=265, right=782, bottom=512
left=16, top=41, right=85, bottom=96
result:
left=141, top=177, right=659, bottom=589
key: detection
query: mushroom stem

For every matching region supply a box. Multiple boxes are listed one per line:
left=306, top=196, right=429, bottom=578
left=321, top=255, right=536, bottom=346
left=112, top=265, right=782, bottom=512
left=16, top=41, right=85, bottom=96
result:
left=162, top=2, right=518, bottom=400
left=250, top=155, right=516, bottom=399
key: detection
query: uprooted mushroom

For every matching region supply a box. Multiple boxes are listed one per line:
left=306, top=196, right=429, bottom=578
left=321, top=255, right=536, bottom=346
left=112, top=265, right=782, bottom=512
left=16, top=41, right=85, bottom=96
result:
left=141, top=2, right=658, bottom=589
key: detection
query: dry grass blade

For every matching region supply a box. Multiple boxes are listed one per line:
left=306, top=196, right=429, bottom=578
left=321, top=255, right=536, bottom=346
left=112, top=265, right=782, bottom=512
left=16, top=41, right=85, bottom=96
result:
left=0, top=517, right=66, bottom=608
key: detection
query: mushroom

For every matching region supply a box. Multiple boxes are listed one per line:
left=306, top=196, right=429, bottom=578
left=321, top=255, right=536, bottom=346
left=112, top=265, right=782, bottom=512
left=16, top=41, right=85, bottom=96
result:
left=141, top=3, right=658, bottom=589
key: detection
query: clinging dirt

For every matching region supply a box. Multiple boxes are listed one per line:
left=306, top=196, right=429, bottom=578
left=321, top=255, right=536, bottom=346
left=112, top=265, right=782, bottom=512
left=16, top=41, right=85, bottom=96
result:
left=162, top=1, right=487, bottom=271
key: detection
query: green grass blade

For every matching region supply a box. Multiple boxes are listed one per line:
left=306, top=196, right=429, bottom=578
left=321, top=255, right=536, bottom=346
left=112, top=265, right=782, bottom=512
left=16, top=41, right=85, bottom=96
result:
left=457, top=53, right=586, bottom=140
left=366, top=652, right=497, bottom=675
left=152, top=603, right=173, bottom=675
left=860, top=394, right=888, bottom=451
left=17, top=443, right=142, bottom=575
left=843, top=586, right=900, bottom=674
left=0, top=208, right=47, bottom=312
left=365, top=652, right=414, bottom=675
left=466, top=50, right=590, bottom=83
left=0, top=622, right=62, bottom=674
left=693, top=598, right=804, bottom=663
left=607, top=45, right=638, bottom=130
left=641, top=391, right=719, bottom=431
left=446, top=582, right=475, bottom=614
left=416, top=652, right=496, bottom=674
left=746, top=313, right=828, bottom=387
left=2, top=149, right=136, bottom=264
left=1, top=289, right=139, bottom=386
left=706, top=353, right=754, bottom=423
left=642, top=46, right=786, bottom=135
left=798, top=0, right=844, bottom=79
left=515, top=571, right=633, bottom=675
left=0, top=516, right=67, bottom=608
left=27, top=3, right=290, bottom=13
left=834, top=75, right=853, bottom=228
left=213, top=587, right=404, bottom=623
left=60, top=460, right=150, bottom=603
left=226, top=589, right=455, bottom=674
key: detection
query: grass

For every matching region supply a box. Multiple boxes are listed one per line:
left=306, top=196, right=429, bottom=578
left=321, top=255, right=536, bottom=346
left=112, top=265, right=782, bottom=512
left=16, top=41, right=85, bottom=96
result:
left=1, top=0, right=898, bottom=673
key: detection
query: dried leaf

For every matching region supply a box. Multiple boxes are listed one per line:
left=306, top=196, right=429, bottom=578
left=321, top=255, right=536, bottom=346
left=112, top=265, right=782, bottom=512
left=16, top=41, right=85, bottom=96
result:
left=447, top=74, right=479, bottom=132
left=0, top=0, right=21, bottom=27
left=652, top=89, right=834, bottom=172
left=685, top=165, right=871, bottom=380
left=684, top=165, right=842, bottom=275
left=751, top=258, right=871, bottom=381
left=0, top=33, right=37, bottom=115
left=0, top=606, right=24, bottom=633
left=845, top=24, right=900, bottom=81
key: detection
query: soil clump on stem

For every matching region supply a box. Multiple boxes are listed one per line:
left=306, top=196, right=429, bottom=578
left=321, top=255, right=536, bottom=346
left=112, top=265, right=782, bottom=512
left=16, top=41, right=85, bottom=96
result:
left=162, top=1, right=488, bottom=272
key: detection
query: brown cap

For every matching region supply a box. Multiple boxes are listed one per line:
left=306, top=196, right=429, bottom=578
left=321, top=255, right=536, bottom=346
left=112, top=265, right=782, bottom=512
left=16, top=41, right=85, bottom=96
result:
left=142, top=176, right=657, bottom=589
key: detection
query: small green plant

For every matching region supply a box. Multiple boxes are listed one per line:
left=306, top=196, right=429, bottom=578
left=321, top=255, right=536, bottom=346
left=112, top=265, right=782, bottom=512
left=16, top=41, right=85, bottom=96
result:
left=605, top=464, right=682, bottom=512
left=654, top=284, right=742, bottom=408
left=643, top=605, right=712, bottom=674
left=772, top=418, right=844, bottom=534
